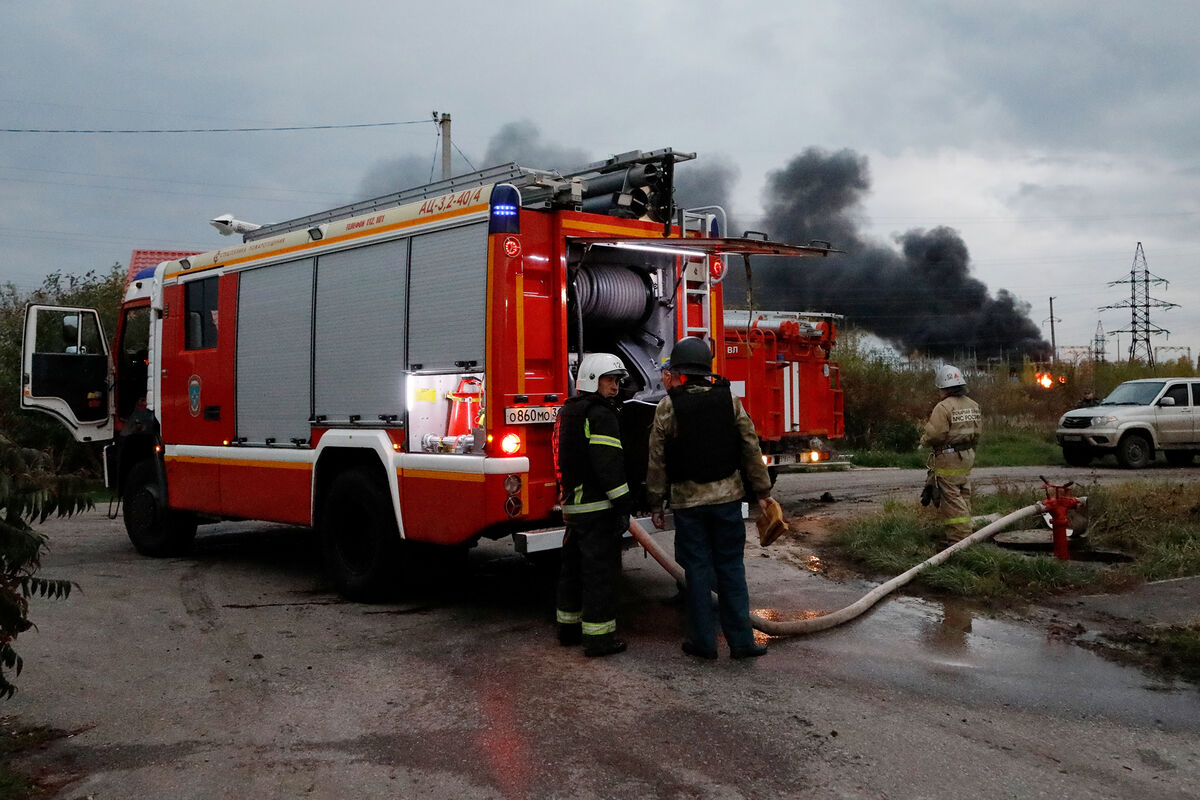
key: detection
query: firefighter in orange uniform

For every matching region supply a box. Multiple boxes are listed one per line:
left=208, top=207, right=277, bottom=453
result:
left=552, top=353, right=634, bottom=657
left=920, top=364, right=983, bottom=543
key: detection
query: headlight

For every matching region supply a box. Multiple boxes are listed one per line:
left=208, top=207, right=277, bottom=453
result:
left=1091, top=416, right=1118, bottom=427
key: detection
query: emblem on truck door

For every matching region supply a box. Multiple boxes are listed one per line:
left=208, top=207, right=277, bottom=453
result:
left=188, top=375, right=202, bottom=417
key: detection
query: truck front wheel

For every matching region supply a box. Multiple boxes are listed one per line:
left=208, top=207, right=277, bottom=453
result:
left=123, top=461, right=197, bottom=556
left=318, top=468, right=402, bottom=601
left=1115, top=433, right=1153, bottom=469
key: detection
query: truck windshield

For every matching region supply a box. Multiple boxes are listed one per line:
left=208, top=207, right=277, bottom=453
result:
left=1101, top=381, right=1165, bottom=406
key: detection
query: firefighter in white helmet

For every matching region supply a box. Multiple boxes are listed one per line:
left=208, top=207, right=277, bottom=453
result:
left=552, top=353, right=634, bottom=657
left=920, top=364, right=983, bottom=543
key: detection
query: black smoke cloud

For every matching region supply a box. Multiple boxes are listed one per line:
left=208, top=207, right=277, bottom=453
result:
left=358, top=154, right=436, bottom=198
left=672, top=155, right=740, bottom=233
left=353, top=128, right=1041, bottom=359
left=482, top=121, right=590, bottom=170
left=746, top=147, right=1050, bottom=360
left=358, top=120, right=592, bottom=199
left=358, top=121, right=743, bottom=225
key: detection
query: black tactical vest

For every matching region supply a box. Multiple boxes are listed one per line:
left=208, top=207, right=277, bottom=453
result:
left=664, top=380, right=741, bottom=484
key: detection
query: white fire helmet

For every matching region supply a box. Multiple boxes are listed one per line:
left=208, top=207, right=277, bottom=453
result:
left=576, top=353, right=628, bottom=393
left=935, top=364, right=967, bottom=389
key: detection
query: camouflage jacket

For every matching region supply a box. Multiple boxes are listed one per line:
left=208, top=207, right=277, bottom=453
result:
left=646, top=383, right=771, bottom=509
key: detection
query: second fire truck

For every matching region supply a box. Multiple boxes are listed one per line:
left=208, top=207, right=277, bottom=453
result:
left=723, top=309, right=845, bottom=475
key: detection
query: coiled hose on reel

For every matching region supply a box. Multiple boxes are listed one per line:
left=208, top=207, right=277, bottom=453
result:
left=573, top=264, right=652, bottom=328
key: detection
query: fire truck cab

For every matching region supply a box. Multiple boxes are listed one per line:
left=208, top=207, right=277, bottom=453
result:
left=21, top=148, right=835, bottom=600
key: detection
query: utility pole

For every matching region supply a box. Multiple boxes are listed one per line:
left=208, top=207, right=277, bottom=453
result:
left=1048, top=297, right=1057, bottom=363
left=1042, top=297, right=1059, bottom=363
left=1100, top=242, right=1177, bottom=365
left=431, top=111, right=453, bottom=180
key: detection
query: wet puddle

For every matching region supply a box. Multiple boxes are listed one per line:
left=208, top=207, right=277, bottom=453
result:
left=759, top=594, right=1200, bottom=731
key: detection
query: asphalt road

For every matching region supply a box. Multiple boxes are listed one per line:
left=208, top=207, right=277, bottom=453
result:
left=7, top=464, right=1200, bottom=798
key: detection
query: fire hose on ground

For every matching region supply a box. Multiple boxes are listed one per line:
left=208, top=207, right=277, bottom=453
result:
left=627, top=501, right=1058, bottom=637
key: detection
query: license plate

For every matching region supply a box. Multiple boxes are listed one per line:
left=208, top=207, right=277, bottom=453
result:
left=1062, top=434, right=1082, bottom=442
left=774, top=453, right=796, bottom=465
left=504, top=405, right=560, bottom=425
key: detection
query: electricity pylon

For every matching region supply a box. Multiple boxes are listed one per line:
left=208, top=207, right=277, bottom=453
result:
left=1100, top=242, right=1177, bottom=365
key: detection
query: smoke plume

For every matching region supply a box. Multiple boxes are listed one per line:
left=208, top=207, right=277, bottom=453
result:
left=483, top=121, right=590, bottom=171
left=745, top=147, right=1050, bottom=360
left=673, top=155, right=740, bottom=232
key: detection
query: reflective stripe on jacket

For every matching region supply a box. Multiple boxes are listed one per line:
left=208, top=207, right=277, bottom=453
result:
left=555, top=394, right=630, bottom=518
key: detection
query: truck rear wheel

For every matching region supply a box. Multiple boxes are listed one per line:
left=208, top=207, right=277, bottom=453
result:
left=1115, top=433, right=1152, bottom=469
left=318, top=468, right=402, bottom=601
left=123, top=460, right=197, bottom=556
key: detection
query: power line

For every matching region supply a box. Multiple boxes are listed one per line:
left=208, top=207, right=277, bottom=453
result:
left=1, top=119, right=434, bottom=134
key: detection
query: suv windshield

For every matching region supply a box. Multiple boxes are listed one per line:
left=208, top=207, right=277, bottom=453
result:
left=1102, top=381, right=1165, bottom=406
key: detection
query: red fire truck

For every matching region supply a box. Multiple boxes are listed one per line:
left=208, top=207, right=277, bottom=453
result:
left=723, top=310, right=844, bottom=473
left=20, top=148, right=834, bottom=599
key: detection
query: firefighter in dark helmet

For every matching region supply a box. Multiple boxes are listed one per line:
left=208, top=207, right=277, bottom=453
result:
left=646, top=336, right=773, bottom=660
left=552, top=352, right=634, bottom=657
left=920, top=364, right=983, bottom=543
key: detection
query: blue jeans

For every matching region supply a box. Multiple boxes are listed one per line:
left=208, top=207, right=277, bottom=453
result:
left=673, top=501, right=754, bottom=651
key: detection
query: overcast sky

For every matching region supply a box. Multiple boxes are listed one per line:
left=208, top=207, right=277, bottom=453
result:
left=3, top=1, right=1198, bottom=363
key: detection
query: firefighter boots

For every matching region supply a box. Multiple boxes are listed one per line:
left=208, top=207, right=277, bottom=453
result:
left=557, top=623, right=582, bottom=646
left=583, top=634, right=627, bottom=658
left=681, top=640, right=718, bottom=660
left=730, top=642, right=768, bottom=659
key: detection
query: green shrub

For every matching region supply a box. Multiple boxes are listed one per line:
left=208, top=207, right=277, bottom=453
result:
left=833, top=327, right=1196, bottom=453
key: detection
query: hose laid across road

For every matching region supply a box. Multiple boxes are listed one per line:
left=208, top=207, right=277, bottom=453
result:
left=627, top=502, right=1045, bottom=637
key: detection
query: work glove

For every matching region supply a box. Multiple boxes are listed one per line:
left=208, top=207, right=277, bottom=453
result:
left=920, top=471, right=941, bottom=508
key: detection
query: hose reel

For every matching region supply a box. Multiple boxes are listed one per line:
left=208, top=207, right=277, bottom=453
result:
left=572, top=264, right=653, bottom=329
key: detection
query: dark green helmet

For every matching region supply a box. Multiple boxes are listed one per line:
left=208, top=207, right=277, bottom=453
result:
left=667, top=336, right=713, bottom=376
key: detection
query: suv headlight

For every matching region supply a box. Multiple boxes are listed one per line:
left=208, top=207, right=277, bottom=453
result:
left=1090, top=415, right=1118, bottom=427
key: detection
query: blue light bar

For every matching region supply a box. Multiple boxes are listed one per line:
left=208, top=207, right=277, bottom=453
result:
left=489, top=184, right=521, bottom=235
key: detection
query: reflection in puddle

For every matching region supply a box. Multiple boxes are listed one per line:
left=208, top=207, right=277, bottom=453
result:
left=921, top=600, right=974, bottom=653
left=806, top=555, right=824, bottom=573
left=752, top=607, right=827, bottom=644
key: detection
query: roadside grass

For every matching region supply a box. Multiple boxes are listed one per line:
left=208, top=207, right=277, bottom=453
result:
left=847, top=450, right=925, bottom=469
left=829, top=501, right=1097, bottom=599
left=847, top=428, right=1063, bottom=469
left=1122, top=624, right=1200, bottom=681
left=974, top=429, right=1062, bottom=468
left=829, top=480, right=1200, bottom=597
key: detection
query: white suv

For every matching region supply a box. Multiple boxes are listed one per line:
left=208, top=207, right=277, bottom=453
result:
left=1056, top=378, right=1200, bottom=469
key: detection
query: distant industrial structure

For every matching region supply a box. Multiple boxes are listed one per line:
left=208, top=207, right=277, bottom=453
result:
left=1100, top=242, right=1177, bottom=365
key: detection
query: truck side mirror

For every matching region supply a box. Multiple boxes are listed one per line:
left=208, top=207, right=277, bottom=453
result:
left=1158, top=396, right=1176, bottom=407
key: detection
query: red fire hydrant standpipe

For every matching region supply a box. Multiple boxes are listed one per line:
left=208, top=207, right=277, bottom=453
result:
left=628, top=501, right=1054, bottom=637
left=1040, top=477, right=1082, bottom=561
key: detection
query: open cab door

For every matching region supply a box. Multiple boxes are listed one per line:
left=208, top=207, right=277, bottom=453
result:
left=20, top=304, right=114, bottom=443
